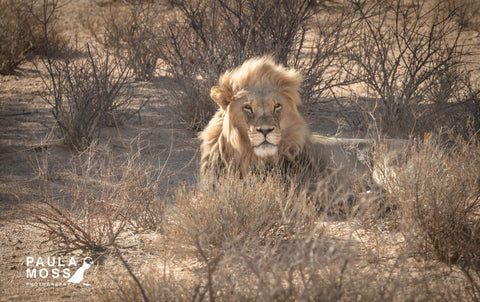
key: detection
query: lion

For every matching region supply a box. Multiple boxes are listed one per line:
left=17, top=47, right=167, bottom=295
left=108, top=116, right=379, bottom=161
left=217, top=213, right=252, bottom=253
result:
left=199, top=57, right=407, bottom=211
left=199, top=56, right=320, bottom=178
left=198, top=56, right=368, bottom=192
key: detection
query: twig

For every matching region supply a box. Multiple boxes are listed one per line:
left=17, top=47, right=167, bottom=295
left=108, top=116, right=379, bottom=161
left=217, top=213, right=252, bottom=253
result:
left=113, top=243, right=149, bottom=302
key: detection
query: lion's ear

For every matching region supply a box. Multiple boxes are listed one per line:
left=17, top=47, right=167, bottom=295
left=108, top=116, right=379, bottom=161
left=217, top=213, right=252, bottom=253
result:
left=210, top=85, right=232, bottom=109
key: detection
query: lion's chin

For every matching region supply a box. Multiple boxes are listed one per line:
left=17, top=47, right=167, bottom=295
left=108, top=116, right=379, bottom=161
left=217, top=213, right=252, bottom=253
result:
left=253, top=144, right=278, bottom=158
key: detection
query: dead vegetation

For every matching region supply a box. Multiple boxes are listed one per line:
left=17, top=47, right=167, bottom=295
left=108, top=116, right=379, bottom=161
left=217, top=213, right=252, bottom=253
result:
left=40, top=44, right=133, bottom=150
left=25, top=139, right=166, bottom=257
left=0, top=0, right=65, bottom=75
left=391, top=132, right=480, bottom=269
left=345, top=0, right=467, bottom=136
left=100, top=132, right=479, bottom=302
left=87, top=1, right=162, bottom=81
left=1, top=0, right=480, bottom=301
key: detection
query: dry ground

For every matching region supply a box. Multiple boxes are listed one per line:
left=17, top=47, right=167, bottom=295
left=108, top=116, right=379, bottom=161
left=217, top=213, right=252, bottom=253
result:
left=1, top=0, right=480, bottom=301
left=0, top=61, right=200, bottom=301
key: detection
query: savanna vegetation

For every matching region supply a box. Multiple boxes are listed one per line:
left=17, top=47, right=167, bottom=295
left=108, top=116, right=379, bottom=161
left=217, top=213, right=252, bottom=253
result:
left=1, top=0, right=479, bottom=301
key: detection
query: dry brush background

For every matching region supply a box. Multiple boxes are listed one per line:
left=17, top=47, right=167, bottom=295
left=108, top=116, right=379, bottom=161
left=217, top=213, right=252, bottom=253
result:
left=1, top=0, right=480, bottom=301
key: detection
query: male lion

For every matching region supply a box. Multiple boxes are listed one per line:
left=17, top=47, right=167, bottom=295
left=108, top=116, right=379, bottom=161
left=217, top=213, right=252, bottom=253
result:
left=199, top=57, right=408, bottom=213
left=199, top=57, right=324, bottom=179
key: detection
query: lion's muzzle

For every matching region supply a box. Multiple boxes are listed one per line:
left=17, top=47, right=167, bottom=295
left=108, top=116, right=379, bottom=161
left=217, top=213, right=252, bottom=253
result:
left=249, top=126, right=281, bottom=158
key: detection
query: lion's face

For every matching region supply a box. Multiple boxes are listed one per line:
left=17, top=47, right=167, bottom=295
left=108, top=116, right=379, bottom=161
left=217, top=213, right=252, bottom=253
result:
left=227, top=87, right=300, bottom=158
left=200, top=57, right=309, bottom=174
left=245, top=96, right=281, bottom=158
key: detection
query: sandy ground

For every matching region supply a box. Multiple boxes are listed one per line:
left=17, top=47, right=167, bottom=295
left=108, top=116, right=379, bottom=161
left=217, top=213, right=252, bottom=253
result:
left=0, top=63, right=198, bottom=301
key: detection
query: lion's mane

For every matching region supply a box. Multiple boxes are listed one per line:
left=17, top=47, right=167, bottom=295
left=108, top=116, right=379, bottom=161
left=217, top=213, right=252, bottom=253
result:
left=199, top=57, right=322, bottom=177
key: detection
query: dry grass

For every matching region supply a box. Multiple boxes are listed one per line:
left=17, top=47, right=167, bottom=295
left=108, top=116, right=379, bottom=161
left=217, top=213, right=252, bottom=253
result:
left=378, top=131, right=480, bottom=300
left=105, top=147, right=479, bottom=301
left=389, top=132, right=480, bottom=267
left=0, top=0, right=65, bottom=75
left=105, top=171, right=474, bottom=301
left=172, top=172, right=318, bottom=250
left=19, top=132, right=480, bottom=301
left=25, top=139, right=166, bottom=257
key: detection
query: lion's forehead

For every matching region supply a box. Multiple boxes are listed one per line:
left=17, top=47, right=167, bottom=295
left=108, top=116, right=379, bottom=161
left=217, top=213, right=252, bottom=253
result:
left=234, top=86, right=281, bottom=102
left=252, top=99, right=277, bottom=109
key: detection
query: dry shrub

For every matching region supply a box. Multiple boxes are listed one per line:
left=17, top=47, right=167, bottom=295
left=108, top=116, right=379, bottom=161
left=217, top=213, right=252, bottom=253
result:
left=389, top=132, right=480, bottom=270
left=173, top=172, right=318, bottom=250
left=159, top=173, right=381, bottom=301
left=463, top=87, right=480, bottom=133
left=106, top=241, right=471, bottom=301
left=87, top=1, right=162, bottom=81
left=0, top=0, right=65, bottom=75
left=345, top=0, right=467, bottom=136
left=108, top=204, right=469, bottom=301
left=26, top=141, right=165, bottom=256
left=103, top=266, right=196, bottom=302
left=440, top=0, right=480, bottom=30
left=292, top=4, right=359, bottom=104
left=108, top=253, right=425, bottom=301
left=159, top=0, right=352, bottom=129
left=101, top=159, right=477, bottom=301
left=41, top=44, right=132, bottom=150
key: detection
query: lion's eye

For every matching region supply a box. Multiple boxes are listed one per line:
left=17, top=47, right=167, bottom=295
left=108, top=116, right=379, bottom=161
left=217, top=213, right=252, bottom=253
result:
left=274, top=103, right=282, bottom=112
left=243, top=105, right=253, bottom=113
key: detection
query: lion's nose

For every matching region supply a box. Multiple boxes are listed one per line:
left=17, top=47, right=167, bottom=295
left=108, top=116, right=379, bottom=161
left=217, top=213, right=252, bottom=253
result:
left=257, top=127, right=274, bottom=137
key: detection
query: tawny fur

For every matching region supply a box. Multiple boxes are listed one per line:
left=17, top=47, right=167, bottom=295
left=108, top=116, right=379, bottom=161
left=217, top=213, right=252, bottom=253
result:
left=199, top=57, right=318, bottom=176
